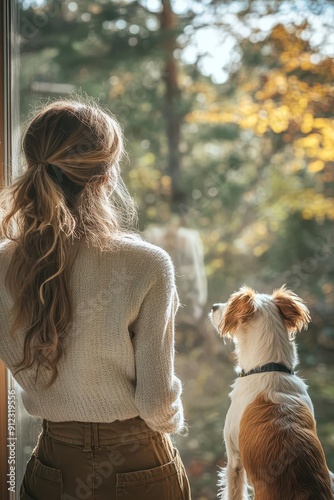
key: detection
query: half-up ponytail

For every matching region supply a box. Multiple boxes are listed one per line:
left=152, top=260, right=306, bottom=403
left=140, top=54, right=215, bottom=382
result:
left=0, top=95, right=141, bottom=387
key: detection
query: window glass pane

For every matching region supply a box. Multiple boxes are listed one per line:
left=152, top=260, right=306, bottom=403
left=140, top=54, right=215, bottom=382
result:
left=2, top=1, right=42, bottom=498
left=1, top=1, right=333, bottom=499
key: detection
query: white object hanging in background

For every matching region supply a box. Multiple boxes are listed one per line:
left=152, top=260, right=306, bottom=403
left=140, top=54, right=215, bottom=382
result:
left=144, top=223, right=208, bottom=325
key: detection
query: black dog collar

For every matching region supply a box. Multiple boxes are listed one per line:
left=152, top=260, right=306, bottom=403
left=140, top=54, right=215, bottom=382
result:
left=239, top=362, right=294, bottom=378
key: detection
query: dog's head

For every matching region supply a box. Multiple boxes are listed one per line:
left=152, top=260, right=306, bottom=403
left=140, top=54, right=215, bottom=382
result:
left=209, top=285, right=311, bottom=340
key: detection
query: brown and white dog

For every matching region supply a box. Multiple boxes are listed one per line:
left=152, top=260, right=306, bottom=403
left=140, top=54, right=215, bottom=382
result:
left=209, top=285, right=334, bottom=500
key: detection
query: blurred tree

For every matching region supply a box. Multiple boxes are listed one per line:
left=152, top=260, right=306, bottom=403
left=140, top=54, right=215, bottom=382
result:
left=185, top=23, right=334, bottom=303
left=161, top=0, right=187, bottom=208
left=20, top=0, right=196, bottom=216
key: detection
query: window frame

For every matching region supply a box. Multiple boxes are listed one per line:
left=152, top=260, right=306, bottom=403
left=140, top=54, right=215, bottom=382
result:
left=1, top=1, right=20, bottom=498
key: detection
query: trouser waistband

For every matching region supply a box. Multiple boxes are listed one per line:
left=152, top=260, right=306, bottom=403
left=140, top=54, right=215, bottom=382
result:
left=42, top=416, right=157, bottom=452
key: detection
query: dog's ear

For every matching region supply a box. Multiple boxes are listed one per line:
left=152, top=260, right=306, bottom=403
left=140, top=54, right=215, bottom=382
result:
left=219, top=285, right=256, bottom=337
left=272, top=285, right=311, bottom=335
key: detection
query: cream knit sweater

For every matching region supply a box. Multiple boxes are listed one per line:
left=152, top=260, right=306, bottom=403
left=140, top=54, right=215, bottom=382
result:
left=0, top=237, right=185, bottom=434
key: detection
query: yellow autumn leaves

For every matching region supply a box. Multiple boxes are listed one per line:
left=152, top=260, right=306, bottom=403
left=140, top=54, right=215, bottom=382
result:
left=185, top=23, right=334, bottom=223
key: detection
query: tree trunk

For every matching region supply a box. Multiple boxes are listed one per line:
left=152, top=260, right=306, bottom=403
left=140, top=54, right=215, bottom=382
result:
left=160, top=0, right=185, bottom=210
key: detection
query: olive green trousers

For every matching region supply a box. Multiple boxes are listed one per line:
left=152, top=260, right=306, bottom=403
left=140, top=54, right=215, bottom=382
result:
left=20, top=416, right=191, bottom=500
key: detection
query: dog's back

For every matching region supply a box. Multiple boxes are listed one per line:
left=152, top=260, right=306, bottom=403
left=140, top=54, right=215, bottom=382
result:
left=239, top=392, right=332, bottom=500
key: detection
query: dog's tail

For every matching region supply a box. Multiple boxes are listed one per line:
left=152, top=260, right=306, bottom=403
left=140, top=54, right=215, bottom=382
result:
left=217, top=466, right=251, bottom=500
left=217, top=466, right=227, bottom=500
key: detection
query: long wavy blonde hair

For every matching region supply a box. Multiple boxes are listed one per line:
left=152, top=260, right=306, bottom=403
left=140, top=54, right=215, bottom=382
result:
left=0, top=96, right=141, bottom=387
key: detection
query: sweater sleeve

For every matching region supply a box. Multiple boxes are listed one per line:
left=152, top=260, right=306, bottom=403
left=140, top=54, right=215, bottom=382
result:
left=130, top=250, right=186, bottom=434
